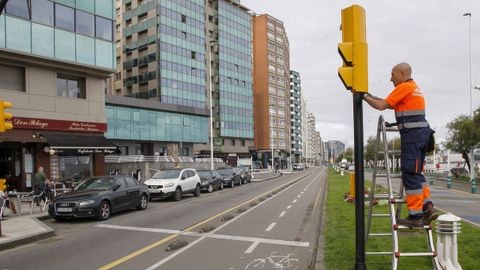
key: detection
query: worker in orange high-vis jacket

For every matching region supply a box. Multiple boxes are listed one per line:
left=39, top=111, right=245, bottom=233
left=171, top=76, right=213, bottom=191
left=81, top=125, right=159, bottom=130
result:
left=363, top=62, right=438, bottom=227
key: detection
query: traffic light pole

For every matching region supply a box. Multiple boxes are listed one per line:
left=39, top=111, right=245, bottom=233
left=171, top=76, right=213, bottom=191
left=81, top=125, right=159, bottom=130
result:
left=353, top=92, right=366, bottom=270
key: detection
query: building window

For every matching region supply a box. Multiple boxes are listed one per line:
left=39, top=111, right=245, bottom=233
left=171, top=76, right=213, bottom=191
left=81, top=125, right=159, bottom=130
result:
left=182, top=147, right=189, bottom=156
left=181, top=14, right=187, bottom=23
left=191, top=51, right=196, bottom=59
left=96, top=16, right=113, bottom=41
left=76, top=10, right=95, bottom=37
left=115, top=8, right=120, bottom=16
left=56, top=74, right=86, bottom=99
left=5, top=0, right=29, bottom=19
left=55, top=4, right=75, bottom=31
left=231, top=139, right=235, bottom=146
left=0, top=64, right=25, bottom=92
left=31, top=0, right=54, bottom=26
left=115, top=72, right=121, bottom=81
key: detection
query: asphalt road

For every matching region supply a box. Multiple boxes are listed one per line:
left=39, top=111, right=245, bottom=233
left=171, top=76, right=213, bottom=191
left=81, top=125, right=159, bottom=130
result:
left=0, top=167, right=328, bottom=270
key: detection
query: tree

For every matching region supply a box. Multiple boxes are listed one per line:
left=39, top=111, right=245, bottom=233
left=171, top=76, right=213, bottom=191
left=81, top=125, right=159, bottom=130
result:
left=444, top=110, right=480, bottom=172
left=364, top=136, right=376, bottom=162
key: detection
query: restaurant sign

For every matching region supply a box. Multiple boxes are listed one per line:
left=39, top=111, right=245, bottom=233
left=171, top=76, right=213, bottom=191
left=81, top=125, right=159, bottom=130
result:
left=12, top=117, right=107, bottom=133
left=52, top=148, right=117, bottom=155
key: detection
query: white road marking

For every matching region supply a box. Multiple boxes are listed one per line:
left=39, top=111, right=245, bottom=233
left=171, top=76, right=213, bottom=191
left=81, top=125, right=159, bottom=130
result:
left=286, top=205, right=292, bottom=209
left=244, top=241, right=260, bottom=254
left=96, top=224, right=309, bottom=249
left=265, top=222, right=277, bottom=232
left=292, top=199, right=297, bottom=203
left=297, top=195, right=301, bottom=198
left=96, top=171, right=319, bottom=270
left=279, top=211, right=286, bottom=218
left=301, top=191, right=304, bottom=194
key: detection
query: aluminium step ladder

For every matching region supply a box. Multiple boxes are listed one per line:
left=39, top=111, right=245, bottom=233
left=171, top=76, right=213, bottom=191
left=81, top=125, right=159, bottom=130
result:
left=365, top=115, right=441, bottom=270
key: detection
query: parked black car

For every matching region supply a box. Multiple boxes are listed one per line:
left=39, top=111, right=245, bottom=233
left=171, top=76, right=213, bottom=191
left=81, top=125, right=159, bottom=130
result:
left=48, top=175, right=149, bottom=221
left=237, top=166, right=252, bottom=184
left=217, top=167, right=242, bottom=188
left=197, top=169, right=224, bottom=192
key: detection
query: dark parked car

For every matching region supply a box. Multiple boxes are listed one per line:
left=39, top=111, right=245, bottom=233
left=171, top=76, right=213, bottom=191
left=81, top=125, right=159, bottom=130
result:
left=217, top=167, right=242, bottom=188
left=197, top=169, right=224, bottom=192
left=237, top=166, right=252, bottom=184
left=48, top=175, right=149, bottom=221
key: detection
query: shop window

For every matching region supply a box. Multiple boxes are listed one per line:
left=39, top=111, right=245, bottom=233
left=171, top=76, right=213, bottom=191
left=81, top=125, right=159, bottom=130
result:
left=182, top=147, right=189, bottom=156
left=5, top=0, right=29, bottom=19
left=55, top=4, right=75, bottom=31
left=56, top=74, right=86, bottom=99
left=60, top=156, right=91, bottom=180
left=0, top=64, right=25, bottom=92
left=31, top=0, right=54, bottom=26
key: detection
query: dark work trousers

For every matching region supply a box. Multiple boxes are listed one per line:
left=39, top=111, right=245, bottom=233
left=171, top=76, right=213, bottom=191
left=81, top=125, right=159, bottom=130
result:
left=400, top=127, right=432, bottom=216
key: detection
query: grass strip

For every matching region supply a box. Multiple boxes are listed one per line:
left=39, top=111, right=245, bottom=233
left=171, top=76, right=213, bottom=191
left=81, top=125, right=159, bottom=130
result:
left=325, top=168, right=480, bottom=269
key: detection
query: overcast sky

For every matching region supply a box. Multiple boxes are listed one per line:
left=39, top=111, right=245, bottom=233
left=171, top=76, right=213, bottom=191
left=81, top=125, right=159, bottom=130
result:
left=241, top=0, right=480, bottom=147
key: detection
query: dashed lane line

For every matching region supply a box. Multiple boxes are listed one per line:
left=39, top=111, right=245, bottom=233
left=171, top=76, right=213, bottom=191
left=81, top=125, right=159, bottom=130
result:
left=286, top=205, right=292, bottom=209
left=279, top=211, right=286, bottom=218
left=292, top=199, right=298, bottom=203
left=265, top=222, right=277, bottom=232
left=244, top=241, right=260, bottom=254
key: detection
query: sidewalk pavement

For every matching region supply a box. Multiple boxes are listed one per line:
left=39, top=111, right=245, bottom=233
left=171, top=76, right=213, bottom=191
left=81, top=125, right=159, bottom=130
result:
left=0, top=202, right=54, bottom=251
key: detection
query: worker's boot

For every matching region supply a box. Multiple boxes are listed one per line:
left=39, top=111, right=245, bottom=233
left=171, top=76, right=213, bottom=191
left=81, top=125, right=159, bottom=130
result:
left=423, top=203, right=439, bottom=224
left=397, top=215, right=424, bottom=228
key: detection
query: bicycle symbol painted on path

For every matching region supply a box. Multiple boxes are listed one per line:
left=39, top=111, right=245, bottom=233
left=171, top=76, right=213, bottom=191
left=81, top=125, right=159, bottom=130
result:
left=245, top=252, right=299, bottom=270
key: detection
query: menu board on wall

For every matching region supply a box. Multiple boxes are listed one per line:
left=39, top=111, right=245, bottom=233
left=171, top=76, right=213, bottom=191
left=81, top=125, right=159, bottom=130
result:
left=50, top=155, right=60, bottom=181
left=24, top=154, right=33, bottom=174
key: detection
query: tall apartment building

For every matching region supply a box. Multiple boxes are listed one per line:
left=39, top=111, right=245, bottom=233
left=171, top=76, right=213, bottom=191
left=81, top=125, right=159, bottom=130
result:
left=195, top=0, right=254, bottom=163
left=253, top=14, right=290, bottom=169
left=306, top=112, right=316, bottom=163
left=109, top=0, right=253, bottom=161
left=0, top=0, right=116, bottom=191
left=289, top=70, right=302, bottom=162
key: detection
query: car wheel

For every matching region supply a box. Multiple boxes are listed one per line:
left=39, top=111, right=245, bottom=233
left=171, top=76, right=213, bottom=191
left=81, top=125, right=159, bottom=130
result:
left=173, top=187, right=182, bottom=201
left=207, top=184, right=214, bottom=193
left=219, top=182, right=224, bottom=190
left=98, top=201, right=111, bottom=221
left=194, top=184, right=201, bottom=197
left=230, top=181, right=234, bottom=188
left=137, top=193, right=148, bottom=210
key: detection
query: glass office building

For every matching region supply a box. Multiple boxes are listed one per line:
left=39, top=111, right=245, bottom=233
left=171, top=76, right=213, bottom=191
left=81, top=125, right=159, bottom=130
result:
left=0, top=0, right=115, bottom=69
left=217, top=0, right=253, bottom=139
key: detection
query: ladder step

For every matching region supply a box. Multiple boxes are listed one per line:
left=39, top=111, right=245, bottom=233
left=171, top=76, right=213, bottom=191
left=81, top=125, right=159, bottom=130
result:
left=369, top=233, right=392, bottom=237
left=364, top=194, right=400, bottom=199
left=376, top=173, right=402, bottom=178
left=378, top=150, right=402, bottom=155
left=385, top=127, right=399, bottom=132
left=372, top=214, right=390, bottom=218
left=395, top=224, right=432, bottom=230
left=366, top=251, right=392, bottom=256
left=396, top=252, right=436, bottom=257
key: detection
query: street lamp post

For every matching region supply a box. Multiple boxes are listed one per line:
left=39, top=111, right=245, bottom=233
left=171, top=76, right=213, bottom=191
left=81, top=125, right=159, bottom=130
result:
left=208, top=40, right=217, bottom=171
left=464, top=13, right=476, bottom=193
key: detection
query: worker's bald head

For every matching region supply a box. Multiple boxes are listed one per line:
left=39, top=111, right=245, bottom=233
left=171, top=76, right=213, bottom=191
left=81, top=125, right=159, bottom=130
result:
left=390, top=62, right=412, bottom=87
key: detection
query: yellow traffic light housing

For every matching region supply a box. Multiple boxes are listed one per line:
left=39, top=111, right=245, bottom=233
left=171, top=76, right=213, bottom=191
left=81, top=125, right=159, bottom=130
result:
left=0, top=100, right=13, bottom=133
left=338, top=5, right=368, bottom=93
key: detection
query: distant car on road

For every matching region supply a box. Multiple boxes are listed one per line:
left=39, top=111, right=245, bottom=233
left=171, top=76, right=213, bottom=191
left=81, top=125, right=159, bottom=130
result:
left=347, top=164, right=355, bottom=171
left=48, top=175, right=149, bottom=221
left=197, top=169, right=224, bottom=192
left=293, top=163, right=305, bottom=171
left=144, top=169, right=201, bottom=201
left=217, top=167, right=242, bottom=188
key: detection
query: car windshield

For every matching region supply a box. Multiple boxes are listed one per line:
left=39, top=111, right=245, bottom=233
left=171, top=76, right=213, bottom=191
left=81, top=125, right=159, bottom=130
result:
left=197, top=171, right=212, bottom=179
left=74, top=178, right=115, bottom=191
left=151, top=170, right=181, bottom=179
left=219, top=168, right=233, bottom=175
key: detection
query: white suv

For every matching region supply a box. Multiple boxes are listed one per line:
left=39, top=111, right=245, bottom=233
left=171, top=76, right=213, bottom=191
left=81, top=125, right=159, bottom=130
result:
left=144, top=168, right=201, bottom=201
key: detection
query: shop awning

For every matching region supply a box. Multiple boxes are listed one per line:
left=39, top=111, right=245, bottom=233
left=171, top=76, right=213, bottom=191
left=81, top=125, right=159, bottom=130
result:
left=43, top=134, right=118, bottom=155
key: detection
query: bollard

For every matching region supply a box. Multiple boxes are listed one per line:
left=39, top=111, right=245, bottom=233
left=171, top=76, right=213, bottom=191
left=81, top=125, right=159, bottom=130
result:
left=429, top=172, right=434, bottom=185
left=447, top=172, right=452, bottom=189
left=471, top=177, right=477, bottom=194
left=349, top=173, right=355, bottom=199
left=340, top=168, right=344, bottom=176
left=436, top=213, right=462, bottom=270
